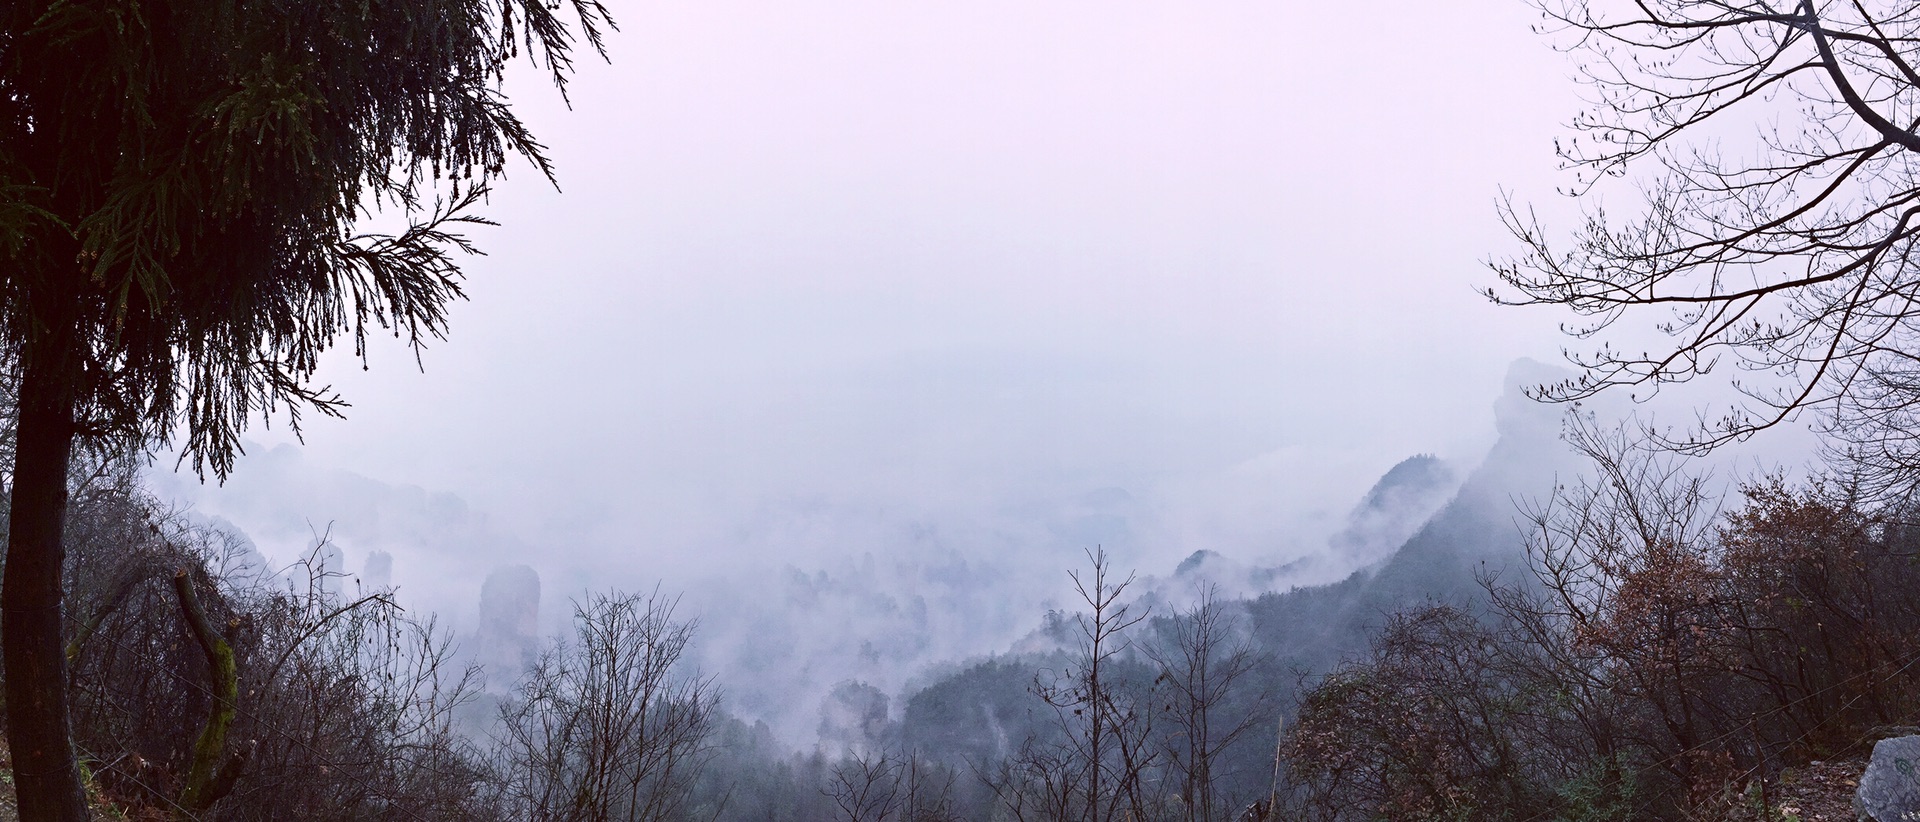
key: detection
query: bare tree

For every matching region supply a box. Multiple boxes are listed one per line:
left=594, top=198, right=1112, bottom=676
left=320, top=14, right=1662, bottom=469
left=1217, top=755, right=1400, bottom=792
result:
left=896, top=753, right=963, bottom=822
left=1491, top=0, right=1920, bottom=490
left=823, top=748, right=962, bottom=822
left=991, top=548, right=1158, bottom=822
left=491, top=589, right=719, bottom=822
left=1144, top=585, right=1270, bottom=822
left=826, top=750, right=905, bottom=822
left=982, top=737, right=1080, bottom=822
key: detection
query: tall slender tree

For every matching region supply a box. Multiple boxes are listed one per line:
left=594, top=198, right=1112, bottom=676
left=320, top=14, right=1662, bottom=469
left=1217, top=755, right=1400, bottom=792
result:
left=0, top=1, right=612, bottom=817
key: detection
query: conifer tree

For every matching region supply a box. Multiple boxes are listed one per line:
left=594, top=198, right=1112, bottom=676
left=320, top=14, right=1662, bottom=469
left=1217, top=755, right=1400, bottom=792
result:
left=0, top=1, right=612, bottom=816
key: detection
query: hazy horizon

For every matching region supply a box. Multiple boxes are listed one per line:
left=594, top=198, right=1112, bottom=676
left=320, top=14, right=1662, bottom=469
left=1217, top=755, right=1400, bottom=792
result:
left=142, top=0, right=1828, bottom=744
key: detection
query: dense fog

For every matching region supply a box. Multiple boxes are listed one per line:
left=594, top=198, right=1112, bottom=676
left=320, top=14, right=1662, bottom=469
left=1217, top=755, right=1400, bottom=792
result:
left=127, top=0, right=1827, bottom=768
left=147, top=357, right=1601, bottom=746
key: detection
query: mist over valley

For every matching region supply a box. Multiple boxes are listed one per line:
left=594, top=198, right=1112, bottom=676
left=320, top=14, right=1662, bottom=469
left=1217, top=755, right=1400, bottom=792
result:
left=13, top=0, right=1913, bottom=819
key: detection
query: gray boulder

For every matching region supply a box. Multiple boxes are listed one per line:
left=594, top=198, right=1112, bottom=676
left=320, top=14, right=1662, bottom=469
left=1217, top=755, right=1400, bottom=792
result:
left=1856, top=735, right=1920, bottom=821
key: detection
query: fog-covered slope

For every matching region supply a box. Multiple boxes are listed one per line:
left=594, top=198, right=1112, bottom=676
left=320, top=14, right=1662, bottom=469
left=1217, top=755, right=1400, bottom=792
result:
left=888, top=360, right=1579, bottom=781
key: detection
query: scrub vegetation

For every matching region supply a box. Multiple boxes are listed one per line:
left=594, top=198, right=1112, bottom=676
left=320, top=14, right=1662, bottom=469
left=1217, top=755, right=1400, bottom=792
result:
left=20, top=410, right=1916, bottom=821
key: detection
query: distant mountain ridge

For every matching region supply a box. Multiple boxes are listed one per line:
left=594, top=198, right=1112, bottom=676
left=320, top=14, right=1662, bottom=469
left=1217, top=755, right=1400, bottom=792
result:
left=891, top=359, right=1583, bottom=781
left=1243, top=358, right=1577, bottom=668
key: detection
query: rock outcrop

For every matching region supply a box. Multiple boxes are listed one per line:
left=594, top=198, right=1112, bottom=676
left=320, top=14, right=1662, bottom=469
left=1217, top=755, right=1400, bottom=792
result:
left=1855, top=735, right=1920, bottom=821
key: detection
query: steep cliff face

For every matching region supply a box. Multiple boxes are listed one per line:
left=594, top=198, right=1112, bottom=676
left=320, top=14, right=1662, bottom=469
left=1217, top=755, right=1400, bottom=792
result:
left=475, top=565, right=543, bottom=677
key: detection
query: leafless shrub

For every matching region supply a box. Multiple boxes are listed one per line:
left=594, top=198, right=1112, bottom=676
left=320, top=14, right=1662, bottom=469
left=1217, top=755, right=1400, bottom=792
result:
left=488, top=588, right=719, bottom=822
left=226, top=554, right=488, bottom=822
left=60, top=468, right=490, bottom=820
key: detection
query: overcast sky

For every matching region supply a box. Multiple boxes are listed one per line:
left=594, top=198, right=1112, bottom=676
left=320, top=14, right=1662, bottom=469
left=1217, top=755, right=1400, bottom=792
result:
left=159, top=1, right=1619, bottom=629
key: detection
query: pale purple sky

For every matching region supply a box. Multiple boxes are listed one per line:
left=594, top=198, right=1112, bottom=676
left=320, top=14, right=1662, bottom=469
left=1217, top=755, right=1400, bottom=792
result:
left=164, top=1, right=1610, bottom=620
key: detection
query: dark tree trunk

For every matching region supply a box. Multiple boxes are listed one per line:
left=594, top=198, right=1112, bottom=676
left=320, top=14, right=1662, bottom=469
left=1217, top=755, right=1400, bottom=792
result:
left=4, top=316, right=90, bottom=822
